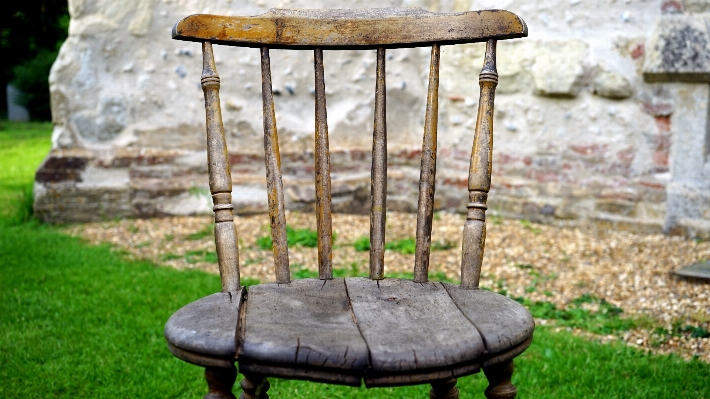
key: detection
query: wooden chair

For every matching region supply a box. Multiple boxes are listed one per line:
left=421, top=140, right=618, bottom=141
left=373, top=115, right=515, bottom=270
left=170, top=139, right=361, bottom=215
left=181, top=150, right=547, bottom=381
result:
left=165, top=8, right=531, bottom=399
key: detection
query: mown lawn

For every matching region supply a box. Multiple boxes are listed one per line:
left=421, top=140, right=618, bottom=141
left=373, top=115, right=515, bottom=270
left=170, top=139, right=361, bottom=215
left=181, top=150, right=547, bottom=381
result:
left=1, top=122, right=708, bottom=398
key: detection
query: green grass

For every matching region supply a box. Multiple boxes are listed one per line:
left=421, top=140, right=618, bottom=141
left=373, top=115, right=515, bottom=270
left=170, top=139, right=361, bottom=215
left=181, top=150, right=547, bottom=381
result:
left=2, top=122, right=710, bottom=397
left=257, top=226, right=329, bottom=250
left=0, top=121, right=53, bottom=226
left=186, top=223, right=215, bottom=241
left=354, top=236, right=371, bottom=251
left=513, top=295, right=641, bottom=335
left=519, top=219, right=542, bottom=234
left=2, top=222, right=710, bottom=398
left=0, top=222, right=216, bottom=397
left=354, top=237, right=456, bottom=254
left=290, top=263, right=451, bottom=282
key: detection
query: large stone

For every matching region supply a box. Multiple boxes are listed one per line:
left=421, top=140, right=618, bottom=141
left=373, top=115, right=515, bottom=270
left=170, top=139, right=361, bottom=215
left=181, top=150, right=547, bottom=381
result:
left=643, top=15, right=710, bottom=82
left=530, top=40, right=588, bottom=97
left=682, top=0, right=710, bottom=13
left=592, top=71, right=634, bottom=99
left=663, top=83, right=710, bottom=233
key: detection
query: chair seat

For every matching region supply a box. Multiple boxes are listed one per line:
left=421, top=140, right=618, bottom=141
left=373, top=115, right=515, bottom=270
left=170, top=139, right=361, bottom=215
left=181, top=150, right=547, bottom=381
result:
left=165, top=278, right=533, bottom=387
left=164, top=289, right=245, bottom=368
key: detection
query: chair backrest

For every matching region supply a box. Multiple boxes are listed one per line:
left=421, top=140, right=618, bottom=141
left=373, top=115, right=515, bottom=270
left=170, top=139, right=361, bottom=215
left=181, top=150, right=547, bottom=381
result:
left=172, top=7, right=527, bottom=292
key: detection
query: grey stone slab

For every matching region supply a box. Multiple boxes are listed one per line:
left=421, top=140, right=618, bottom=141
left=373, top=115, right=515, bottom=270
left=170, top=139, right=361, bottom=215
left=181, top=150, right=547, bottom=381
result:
left=644, top=15, right=710, bottom=82
left=674, top=261, right=710, bottom=280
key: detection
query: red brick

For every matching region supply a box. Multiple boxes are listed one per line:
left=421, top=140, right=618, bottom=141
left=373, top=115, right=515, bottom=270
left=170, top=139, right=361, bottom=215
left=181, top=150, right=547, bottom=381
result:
left=653, top=150, right=669, bottom=166
left=661, top=0, right=682, bottom=13
left=561, top=162, right=577, bottom=170
left=654, top=133, right=671, bottom=151
left=533, top=171, right=560, bottom=183
left=497, top=153, right=519, bottom=165
left=637, top=180, right=666, bottom=190
left=654, top=115, right=671, bottom=133
left=641, top=101, right=673, bottom=117
left=616, top=146, right=635, bottom=165
left=569, top=143, right=608, bottom=156
left=442, top=177, right=468, bottom=188
left=229, top=153, right=262, bottom=165
left=350, top=149, right=368, bottom=161
left=631, top=43, right=645, bottom=60
left=394, top=149, right=422, bottom=160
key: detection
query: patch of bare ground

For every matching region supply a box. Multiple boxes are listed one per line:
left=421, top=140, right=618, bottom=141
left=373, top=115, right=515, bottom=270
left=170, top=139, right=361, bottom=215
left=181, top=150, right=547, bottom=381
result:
left=65, top=211, right=710, bottom=362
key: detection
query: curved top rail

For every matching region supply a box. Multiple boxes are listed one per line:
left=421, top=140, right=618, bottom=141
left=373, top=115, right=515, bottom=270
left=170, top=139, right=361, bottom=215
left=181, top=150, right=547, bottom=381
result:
left=172, top=8, right=527, bottom=49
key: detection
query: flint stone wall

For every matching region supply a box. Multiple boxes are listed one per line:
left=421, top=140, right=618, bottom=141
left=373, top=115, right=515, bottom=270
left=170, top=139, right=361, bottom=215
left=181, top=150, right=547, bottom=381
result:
left=35, top=0, right=710, bottom=238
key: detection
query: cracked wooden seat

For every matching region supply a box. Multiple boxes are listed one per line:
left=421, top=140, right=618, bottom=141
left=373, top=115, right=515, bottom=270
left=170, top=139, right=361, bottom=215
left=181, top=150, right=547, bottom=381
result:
left=165, top=7, right=530, bottom=399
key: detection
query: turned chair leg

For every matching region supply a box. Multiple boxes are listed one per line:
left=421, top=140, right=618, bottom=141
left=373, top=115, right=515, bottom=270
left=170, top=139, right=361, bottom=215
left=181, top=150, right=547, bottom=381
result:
left=430, top=377, right=459, bottom=399
left=204, top=365, right=237, bottom=399
left=239, top=373, right=270, bottom=399
left=483, top=360, right=517, bottom=399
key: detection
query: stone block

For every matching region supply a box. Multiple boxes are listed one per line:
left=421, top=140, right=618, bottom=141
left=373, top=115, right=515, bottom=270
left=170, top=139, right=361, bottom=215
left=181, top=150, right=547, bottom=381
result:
left=683, top=0, right=710, bottom=13
left=530, top=40, right=589, bottom=97
left=34, top=183, right=132, bottom=223
left=591, top=213, right=664, bottom=235
left=595, top=199, right=637, bottom=217
left=635, top=201, right=667, bottom=220
left=672, top=218, right=710, bottom=240
left=665, top=181, right=710, bottom=230
left=592, top=71, right=633, bottom=99
left=6, top=85, right=29, bottom=121
left=644, top=15, right=710, bottom=82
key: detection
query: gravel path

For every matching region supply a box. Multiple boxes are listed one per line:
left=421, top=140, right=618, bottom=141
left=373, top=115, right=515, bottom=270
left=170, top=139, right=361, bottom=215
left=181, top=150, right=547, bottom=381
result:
left=65, top=211, right=710, bottom=362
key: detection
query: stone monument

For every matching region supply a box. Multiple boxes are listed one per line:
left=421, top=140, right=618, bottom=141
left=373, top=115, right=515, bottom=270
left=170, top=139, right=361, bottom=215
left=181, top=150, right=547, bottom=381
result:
left=34, top=0, right=710, bottom=239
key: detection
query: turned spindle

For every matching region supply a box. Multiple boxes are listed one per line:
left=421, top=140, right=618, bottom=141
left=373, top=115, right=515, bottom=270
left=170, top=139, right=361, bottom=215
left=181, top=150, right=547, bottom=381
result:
left=461, top=39, right=498, bottom=290
left=201, top=41, right=240, bottom=292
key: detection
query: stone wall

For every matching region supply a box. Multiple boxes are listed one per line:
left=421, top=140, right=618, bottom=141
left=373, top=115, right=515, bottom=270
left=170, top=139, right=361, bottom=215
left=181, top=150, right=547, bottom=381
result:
left=35, top=0, right=710, bottom=238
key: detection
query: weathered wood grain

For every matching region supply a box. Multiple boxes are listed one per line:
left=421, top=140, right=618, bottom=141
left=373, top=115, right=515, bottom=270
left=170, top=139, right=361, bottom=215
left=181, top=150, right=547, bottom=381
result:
left=414, top=44, right=440, bottom=283
left=260, top=47, right=290, bottom=284
left=461, top=39, right=497, bottom=289
left=239, top=373, right=270, bottom=399
left=482, top=335, right=532, bottom=369
left=201, top=42, right=240, bottom=291
left=238, top=362, right=362, bottom=387
left=364, top=368, right=457, bottom=388
left=369, top=47, right=387, bottom=280
left=205, top=365, right=237, bottom=399
left=173, top=8, right=527, bottom=49
left=430, top=378, right=460, bottom=399
left=165, top=290, right=244, bottom=359
left=442, top=284, right=534, bottom=355
left=345, top=278, right=485, bottom=373
left=314, top=47, right=333, bottom=280
left=169, top=7, right=533, bottom=396
left=483, top=360, right=517, bottom=399
left=167, top=342, right=234, bottom=369
left=239, top=279, right=369, bottom=374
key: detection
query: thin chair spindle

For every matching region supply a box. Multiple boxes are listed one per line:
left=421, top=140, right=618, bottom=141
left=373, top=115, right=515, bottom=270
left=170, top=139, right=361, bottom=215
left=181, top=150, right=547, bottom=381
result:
left=201, top=41, right=240, bottom=292
left=413, top=43, right=441, bottom=283
left=313, top=47, right=334, bottom=280
left=260, top=46, right=290, bottom=284
left=369, top=47, right=387, bottom=280
left=461, top=39, right=497, bottom=289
